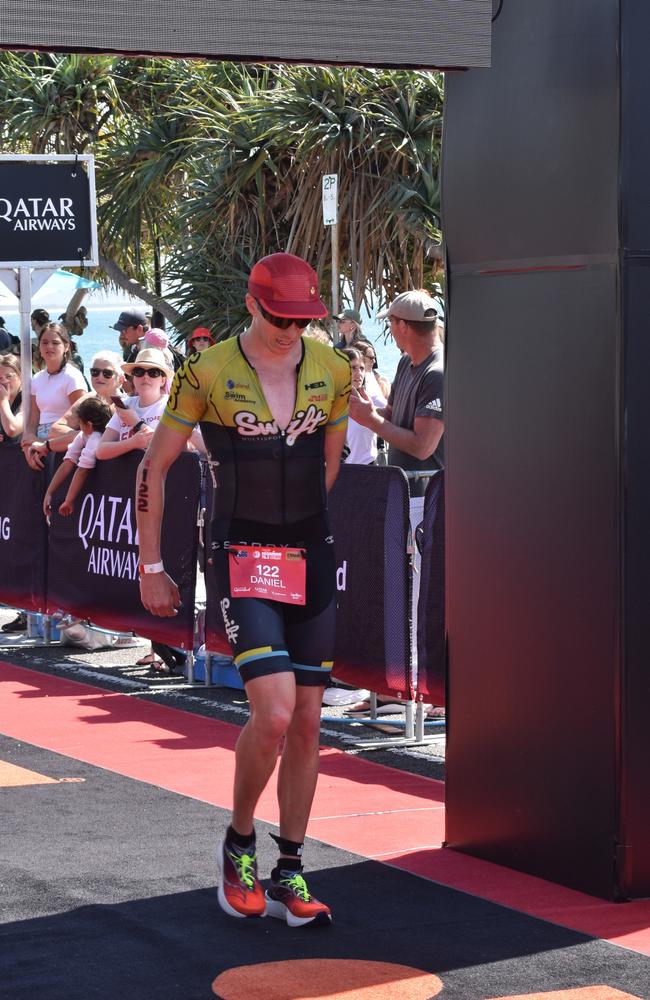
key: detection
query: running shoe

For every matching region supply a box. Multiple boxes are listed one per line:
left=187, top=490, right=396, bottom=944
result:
left=1, top=612, right=27, bottom=633
left=265, top=869, right=332, bottom=927
left=217, top=840, right=266, bottom=919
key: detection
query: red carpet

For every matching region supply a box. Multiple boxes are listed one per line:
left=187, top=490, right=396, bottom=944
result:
left=2, top=660, right=650, bottom=957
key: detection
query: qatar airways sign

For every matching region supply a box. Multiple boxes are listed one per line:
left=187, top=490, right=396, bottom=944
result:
left=0, top=154, right=98, bottom=266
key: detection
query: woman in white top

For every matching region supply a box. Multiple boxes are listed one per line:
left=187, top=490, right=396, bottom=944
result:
left=20, top=322, right=87, bottom=465
left=96, top=347, right=172, bottom=460
left=26, top=349, right=133, bottom=470
left=341, top=347, right=386, bottom=465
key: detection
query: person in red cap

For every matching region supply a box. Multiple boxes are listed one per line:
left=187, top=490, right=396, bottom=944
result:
left=135, top=252, right=350, bottom=927
left=186, top=327, right=215, bottom=354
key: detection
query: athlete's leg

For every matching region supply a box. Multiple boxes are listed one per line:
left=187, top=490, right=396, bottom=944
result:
left=276, top=543, right=336, bottom=842
left=276, top=682, right=325, bottom=843
left=232, top=670, right=296, bottom=835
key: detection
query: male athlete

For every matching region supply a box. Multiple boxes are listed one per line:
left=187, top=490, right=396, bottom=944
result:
left=136, top=253, right=350, bottom=927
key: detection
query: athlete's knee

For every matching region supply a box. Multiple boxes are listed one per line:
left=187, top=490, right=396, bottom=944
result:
left=285, top=699, right=322, bottom=747
left=250, top=702, right=294, bottom=742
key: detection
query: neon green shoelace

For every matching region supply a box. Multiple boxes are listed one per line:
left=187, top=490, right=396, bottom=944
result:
left=283, top=873, right=311, bottom=901
left=234, top=852, right=256, bottom=889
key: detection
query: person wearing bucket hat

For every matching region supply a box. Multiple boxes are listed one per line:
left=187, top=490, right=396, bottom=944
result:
left=333, top=307, right=362, bottom=349
left=136, top=251, right=350, bottom=926
left=186, top=327, right=215, bottom=354
left=96, top=347, right=173, bottom=461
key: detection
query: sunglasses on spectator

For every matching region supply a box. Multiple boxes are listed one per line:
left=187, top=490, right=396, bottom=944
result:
left=257, top=301, right=312, bottom=330
left=89, top=367, right=118, bottom=379
left=132, top=366, right=165, bottom=378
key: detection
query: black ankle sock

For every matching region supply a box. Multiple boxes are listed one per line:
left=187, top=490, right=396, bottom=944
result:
left=269, top=832, right=304, bottom=857
left=272, top=857, right=302, bottom=881
left=226, top=824, right=255, bottom=849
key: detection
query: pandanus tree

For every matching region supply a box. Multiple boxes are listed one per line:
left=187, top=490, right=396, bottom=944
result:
left=0, top=54, right=443, bottom=337
left=165, top=65, right=443, bottom=338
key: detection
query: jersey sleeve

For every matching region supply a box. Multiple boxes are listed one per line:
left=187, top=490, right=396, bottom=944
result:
left=326, top=350, right=351, bottom=435
left=160, top=354, right=210, bottom=436
left=414, top=367, right=444, bottom=421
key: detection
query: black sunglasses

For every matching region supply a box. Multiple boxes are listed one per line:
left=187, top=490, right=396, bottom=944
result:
left=132, top=366, right=165, bottom=379
left=257, top=301, right=311, bottom=330
left=89, top=367, right=118, bottom=379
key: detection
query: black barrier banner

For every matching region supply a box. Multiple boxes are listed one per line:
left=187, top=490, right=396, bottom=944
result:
left=205, top=465, right=410, bottom=696
left=0, top=446, right=48, bottom=614
left=0, top=160, right=95, bottom=264
left=416, top=472, right=445, bottom=704
left=47, top=451, right=200, bottom=648
left=329, top=465, right=411, bottom=698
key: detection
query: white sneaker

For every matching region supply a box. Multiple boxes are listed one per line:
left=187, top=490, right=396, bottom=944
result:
left=322, top=687, right=370, bottom=707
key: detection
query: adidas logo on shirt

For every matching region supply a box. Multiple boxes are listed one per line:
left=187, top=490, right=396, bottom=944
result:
left=426, top=398, right=442, bottom=412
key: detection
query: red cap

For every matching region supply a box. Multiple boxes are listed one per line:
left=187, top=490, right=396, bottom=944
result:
left=188, top=326, right=214, bottom=344
left=248, top=253, right=328, bottom=319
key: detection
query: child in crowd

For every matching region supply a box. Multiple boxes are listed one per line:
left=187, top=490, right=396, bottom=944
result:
left=43, top=396, right=112, bottom=518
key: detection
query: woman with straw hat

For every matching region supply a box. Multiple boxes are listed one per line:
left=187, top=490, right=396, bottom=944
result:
left=95, top=348, right=174, bottom=460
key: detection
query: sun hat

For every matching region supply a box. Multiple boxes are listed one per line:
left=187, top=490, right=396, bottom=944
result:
left=333, top=308, right=362, bottom=325
left=248, top=253, right=327, bottom=319
left=376, top=291, right=439, bottom=322
left=121, top=347, right=174, bottom=379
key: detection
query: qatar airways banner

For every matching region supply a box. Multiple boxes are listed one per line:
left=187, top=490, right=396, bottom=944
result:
left=205, top=464, right=411, bottom=698
left=0, top=446, right=48, bottom=614
left=46, top=451, right=200, bottom=648
left=0, top=156, right=98, bottom=266
left=415, top=472, right=445, bottom=704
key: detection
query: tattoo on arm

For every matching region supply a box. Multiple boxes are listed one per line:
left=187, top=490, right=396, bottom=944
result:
left=137, top=460, right=150, bottom=513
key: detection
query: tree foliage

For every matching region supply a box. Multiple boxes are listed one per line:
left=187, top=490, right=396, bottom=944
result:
left=0, top=53, right=443, bottom=337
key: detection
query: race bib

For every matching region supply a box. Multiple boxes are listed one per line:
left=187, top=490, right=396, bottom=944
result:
left=228, top=544, right=306, bottom=605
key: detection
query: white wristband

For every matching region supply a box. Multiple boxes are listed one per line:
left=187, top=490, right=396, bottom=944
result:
left=139, top=561, right=165, bottom=575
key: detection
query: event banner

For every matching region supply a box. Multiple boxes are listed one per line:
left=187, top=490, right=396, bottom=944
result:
left=0, top=159, right=95, bottom=265
left=0, top=446, right=48, bottom=614
left=415, top=472, right=445, bottom=704
left=329, top=465, right=411, bottom=698
left=47, top=451, right=200, bottom=648
left=205, top=465, right=411, bottom=696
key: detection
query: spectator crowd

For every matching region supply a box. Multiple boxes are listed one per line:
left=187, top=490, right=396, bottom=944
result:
left=1, top=289, right=444, bottom=700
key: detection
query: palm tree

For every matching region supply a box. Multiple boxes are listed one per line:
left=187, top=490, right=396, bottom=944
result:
left=166, top=65, right=443, bottom=337
left=0, top=55, right=444, bottom=336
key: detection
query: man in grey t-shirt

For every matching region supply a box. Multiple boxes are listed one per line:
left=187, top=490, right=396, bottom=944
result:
left=349, top=289, right=444, bottom=688
left=349, top=289, right=444, bottom=494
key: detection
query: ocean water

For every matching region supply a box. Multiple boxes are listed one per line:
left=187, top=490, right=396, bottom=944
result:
left=2, top=302, right=403, bottom=380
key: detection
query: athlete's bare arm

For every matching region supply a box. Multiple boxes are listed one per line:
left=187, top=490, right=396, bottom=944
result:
left=136, top=421, right=188, bottom=617
left=325, top=427, right=347, bottom=492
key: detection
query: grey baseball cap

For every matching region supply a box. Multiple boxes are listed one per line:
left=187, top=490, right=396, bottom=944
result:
left=333, top=308, right=362, bottom=324
left=377, top=291, right=439, bottom=322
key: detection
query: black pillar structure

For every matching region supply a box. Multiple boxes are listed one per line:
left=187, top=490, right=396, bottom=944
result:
left=443, top=0, right=650, bottom=899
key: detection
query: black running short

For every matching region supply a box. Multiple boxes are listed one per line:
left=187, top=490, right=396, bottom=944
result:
left=210, top=516, right=336, bottom=687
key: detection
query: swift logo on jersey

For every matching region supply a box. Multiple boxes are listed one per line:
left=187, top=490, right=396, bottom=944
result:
left=234, top=404, right=327, bottom=446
